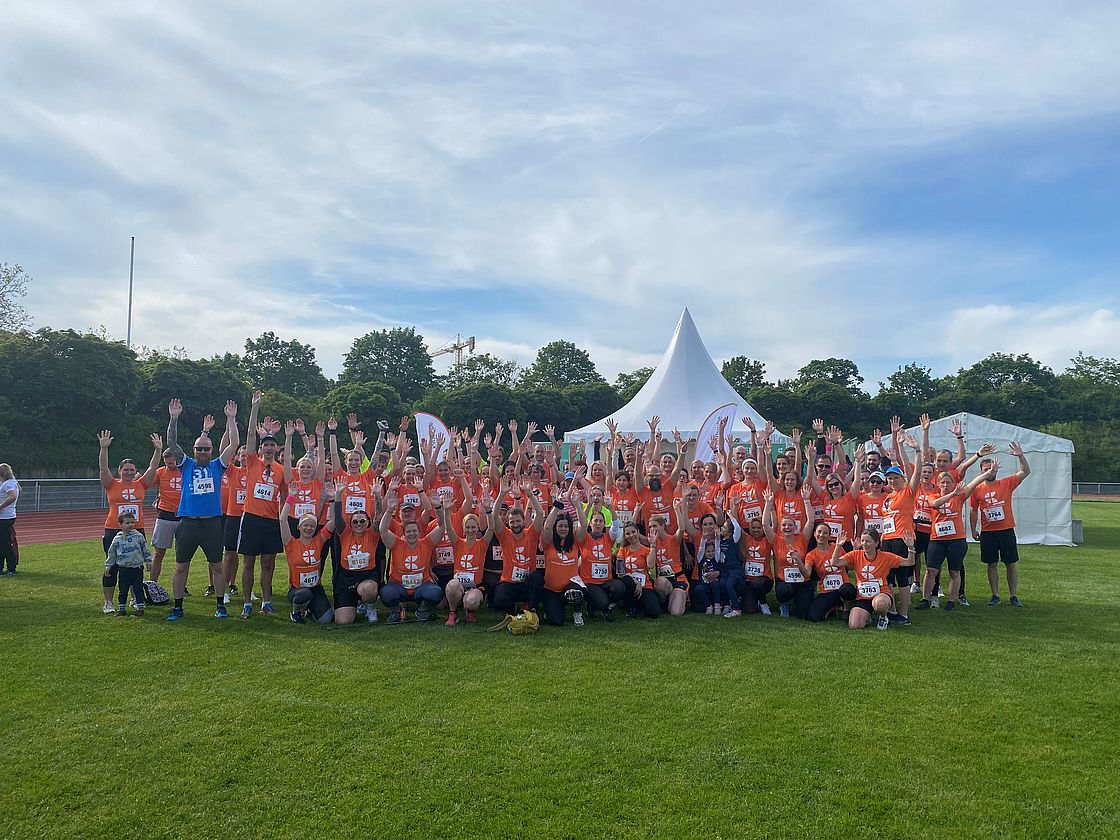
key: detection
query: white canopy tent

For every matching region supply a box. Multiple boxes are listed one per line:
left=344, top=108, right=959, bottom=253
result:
left=866, top=413, right=1074, bottom=546
left=566, top=308, right=790, bottom=449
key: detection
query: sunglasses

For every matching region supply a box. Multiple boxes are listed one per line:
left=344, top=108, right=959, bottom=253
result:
left=826, top=482, right=841, bottom=488
left=194, top=446, right=212, bottom=451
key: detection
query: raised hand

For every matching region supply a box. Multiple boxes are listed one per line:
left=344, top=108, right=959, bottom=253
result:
left=950, top=416, right=963, bottom=437
left=284, top=419, right=296, bottom=436
left=647, top=415, right=661, bottom=434
left=544, top=424, right=556, bottom=440
left=327, top=417, right=338, bottom=431
left=294, top=419, right=306, bottom=435
left=791, top=427, right=802, bottom=445
left=872, top=428, right=882, bottom=446
left=525, top=421, right=539, bottom=438
left=802, top=481, right=813, bottom=500
left=224, top=400, right=238, bottom=418
left=920, top=413, right=931, bottom=431
left=978, top=442, right=996, bottom=457
left=251, top=390, right=263, bottom=408
left=742, top=417, right=756, bottom=432
left=904, top=434, right=919, bottom=450
left=812, top=418, right=825, bottom=434
left=150, top=433, right=162, bottom=449
left=399, top=416, right=410, bottom=432
left=483, top=432, right=494, bottom=449
left=98, top=430, right=114, bottom=448
left=268, top=418, right=282, bottom=434
left=763, top=487, right=774, bottom=503
left=604, top=417, right=617, bottom=436
left=508, top=418, right=518, bottom=434
left=315, top=420, right=325, bottom=437
left=201, top=415, right=215, bottom=433
left=804, top=443, right=815, bottom=462
left=1009, top=441, right=1024, bottom=457
left=168, top=398, right=183, bottom=418
left=763, top=420, right=775, bottom=437
left=890, top=416, right=902, bottom=434
left=348, top=413, right=359, bottom=431
left=474, top=419, right=485, bottom=434
left=351, top=430, right=366, bottom=449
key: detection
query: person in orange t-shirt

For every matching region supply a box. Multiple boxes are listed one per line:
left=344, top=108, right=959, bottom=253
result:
left=805, top=522, right=857, bottom=622
left=378, top=488, right=448, bottom=623
left=970, top=443, right=1031, bottom=606
left=648, top=497, right=690, bottom=617
left=332, top=482, right=383, bottom=626
left=444, top=510, right=495, bottom=626
left=920, top=468, right=988, bottom=610
left=490, top=478, right=546, bottom=616
left=278, top=486, right=339, bottom=624
left=761, top=486, right=816, bottom=619
left=539, top=483, right=589, bottom=627
left=831, top=528, right=915, bottom=630
left=616, top=522, right=659, bottom=618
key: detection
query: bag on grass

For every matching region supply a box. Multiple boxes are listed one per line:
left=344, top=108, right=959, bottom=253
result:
left=142, top=580, right=169, bottom=606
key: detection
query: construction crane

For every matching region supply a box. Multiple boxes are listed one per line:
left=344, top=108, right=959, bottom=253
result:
left=430, top=334, right=475, bottom=370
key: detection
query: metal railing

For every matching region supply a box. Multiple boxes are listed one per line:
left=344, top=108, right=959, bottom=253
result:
left=1072, top=483, right=1120, bottom=495
left=17, top=478, right=160, bottom=513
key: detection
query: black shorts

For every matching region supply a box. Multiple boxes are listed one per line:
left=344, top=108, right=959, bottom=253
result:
left=288, top=584, right=333, bottom=622
left=880, top=540, right=914, bottom=587
left=927, top=538, right=967, bottom=571
left=658, top=573, right=688, bottom=591
left=223, top=516, right=242, bottom=552
left=333, top=569, right=379, bottom=609
left=237, top=512, right=283, bottom=556
left=175, top=517, right=224, bottom=565
left=980, top=528, right=1019, bottom=565
left=914, top=529, right=931, bottom=559
left=432, top=567, right=453, bottom=589
left=850, top=594, right=892, bottom=613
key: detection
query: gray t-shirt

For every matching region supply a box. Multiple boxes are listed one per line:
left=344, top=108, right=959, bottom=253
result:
left=0, top=479, right=18, bottom=520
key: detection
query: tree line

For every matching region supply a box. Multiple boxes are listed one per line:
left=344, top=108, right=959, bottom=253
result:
left=1, top=325, right=1117, bottom=480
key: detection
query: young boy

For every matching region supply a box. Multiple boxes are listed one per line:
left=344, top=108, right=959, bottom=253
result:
left=105, top=512, right=152, bottom=617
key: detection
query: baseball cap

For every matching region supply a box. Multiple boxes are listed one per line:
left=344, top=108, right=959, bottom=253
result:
left=868, top=471, right=886, bottom=482
left=884, top=466, right=904, bottom=477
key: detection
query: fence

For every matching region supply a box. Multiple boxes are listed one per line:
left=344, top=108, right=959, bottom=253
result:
left=18, top=478, right=160, bottom=513
left=1072, top=483, right=1120, bottom=496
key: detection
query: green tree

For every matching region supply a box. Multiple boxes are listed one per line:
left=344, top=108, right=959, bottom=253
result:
left=795, top=379, right=863, bottom=437
left=519, top=341, right=605, bottom=390
left=0, top=262, right=32, bottom=331
left=437, top=383, right=525, bottom=433
left=956, top=353, right=1054, bottom=392
left=564, top=382, right=621, bottom=431
left=342, top=327, right=435, bottom=402
left=442, top=353, right=521, bottom=390
left=1041, top=421, right=1120, bottom=482
left=796, top=358, right=865, bottom=397
left=139, top=357, right=251, bottom=433
left=614, top=367, right=654, bottom=403
left=880, top=363, right=939, bottom=403
left=260, top=390, right=320, bottom=428
left=722, top=357, right=767, bottom=398
left=1065, top=352, right=1120, bottom=388
left=241, top=331, right=328, bottom=399
left=746, top=385, right=799, bottom=432
left=515, top=386, right=578, bottom=434
left=319, top=382, right=403, bottom=427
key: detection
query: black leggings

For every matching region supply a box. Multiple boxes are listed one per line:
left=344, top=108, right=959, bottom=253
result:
left=116, top=566, right=144, bottom=608
left=493, top=571, right=544, bottom=615
left=741, top=578, right=774, bottom=614
left=585, top=580, right=625, bottom=614
left=542, top=585, right=585, bottom=625
left=807, top=583, right=858, bottom=622
left=775, top=580, right=814, bottom=619
left=622, top=576, right=661, bottom=618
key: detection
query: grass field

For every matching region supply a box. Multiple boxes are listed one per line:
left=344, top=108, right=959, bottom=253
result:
left=2, top=502, right=1118, bottom=839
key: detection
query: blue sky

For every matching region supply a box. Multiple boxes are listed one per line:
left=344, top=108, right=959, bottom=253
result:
left=2, top=1, right=1118, bottom=391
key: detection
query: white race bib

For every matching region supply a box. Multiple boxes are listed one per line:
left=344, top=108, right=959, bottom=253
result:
left=345, top=496, right=366, bottom=514
left=629, top=571, right=647, bottom=587
left=535, top=554, right=545, bottom=570
left=299, top=571, right=319, bottom=588
left=864, top=517, right=883, bottom=533
left=192, top=476, right=215, bottom=495
left=741, top=505, right=762, bottom=521
left=827, top=522, right=842, bottom=537
left=783, top=567, right=804, bottom=583
left=455, top=571, right=475, bottom=587
left=435, top=545, right=454, bottom=566
left=401, top=572, right=423, bottom=589
left=822, top=573, right=844, bottom=591
left=345, top=551, right=370, bottom=570
left=236, top=489, right=247, bottom=505
left=913, top=511, right=931, bottom=524
left=935, top=520, right=957, bottom=537
left=616, top=510, right=633, bottom=523
left=590, top=562, right=609, bottom=579
left=858, top=580, right=881, bottom=598
left=744, top=561, right=766, bottom=578
left=984, top=506, right=1005, bottom=523
left=403, top=493, right=421, bottom=509
left=293, top=502, right=315, bottom=518
left=253, top=482, right=275, bottom=501
left=880, top=516, right=896, bottom=535
left=117, top=504, right=139, bottom=519
left=511, top=566, right=528, bottom=582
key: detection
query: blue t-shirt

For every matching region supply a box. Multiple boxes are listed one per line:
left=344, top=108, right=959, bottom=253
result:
left=176, top=455, right=228, bottom=518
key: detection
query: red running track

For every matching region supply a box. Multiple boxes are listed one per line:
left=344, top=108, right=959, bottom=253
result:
left=15, top=509, right=109, bottom=546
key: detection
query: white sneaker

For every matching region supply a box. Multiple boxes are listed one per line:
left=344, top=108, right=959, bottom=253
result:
left=223, top=593, right=231, bottom=605
left=102, top=601, right=115, bottom=614
left=759, top=603, right=772, bottom=616
left=357, top=602, right=368, bottom=616
left=705, top=605, right=714, bottom=615
left=929, top=596, right=939, bottom=610
left=573, top=610, right=585, bottom=627
left=251, top=591, right=260, bottom=601
left=909, top=582, right=920, bottom=594
left=129, top=597, right=137, bottom=610
left=721, top=605, right=732, bottom=616
left=367, top=607, right=378, bottom=624
left=876, top=614, right=890, bottom=631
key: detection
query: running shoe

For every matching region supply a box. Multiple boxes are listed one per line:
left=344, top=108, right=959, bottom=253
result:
left=916, top=599, right=931, bottom=610
left=724, top=609, right=741, bottom=618
left=228, top=584, right=239, bottom=596
left=930, top=596, right=939, bottom=609
left=386, top=610, right=402, bottom=626
left=986, top=595, right=1001, bottom=606
left=779, top=604, right=790, bottom=619
left=759, top=603, right=772, bottom=616
left=887, top=612, right=900, bottom=624
left=184, top=587, right=191, bottom=597
left=713, top=604, right=723, bottom=615
left=205, top=585, right=215, bottom=597
left=465, top=610, right=477, bottom=623
left=165, top=607, right=184, bottom=622
left=573, top=610, right=585, bottom=627
left=876, top=614, right=889, bottom=631
left=260, top=602, right=275, bottom=616
left=240, top=604, right=252, bottom=620
left=958, top=595, right=970, bottom=607
left=909, top=581, right=920, bottom=594
left=445, top=610, right=459, bottom=627
left=416, top=605, right=433, bottom=621
left=356, top=602, right=368, bottom=617
left=945, top=600, right=956, bottom=611
left=367, top=607, right=378, bottom=623
left=116, top=608, right=127, bottom=618
left=289, top=609, right=305, bottom=624
left=129, top=597, right=137, bottom=610
left=214, top=604, right=229, bottom=619
left=102, top=601, right=116, bottom=614
left=705, top=605, right=714, bottom=615
left=893, top=614, right=911, bottom=626
left=1009, top=596, right=1024, bottom=607
left=223, top=593, right=231, bottom=605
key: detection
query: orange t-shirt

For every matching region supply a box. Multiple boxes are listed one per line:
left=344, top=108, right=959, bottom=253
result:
left=844, top=548, right=904, bottom=599
left=338, top=470, right=377, bottom=522
left=431, top=512, right=464, bottom=570
left=220, top=471, right=230, bottom=512
left=774, top=489, right=809, bottom=535
left=287, top=479, right=324, bottom=521
left=857, top=491, right=888, bottom=535
left=808, top=548, right=849, bottom=594
left=285, top=533, right=326, bottom=589
left=730, top=479, right=767, bottom=524
left=223, top=465, right=247, bottom=517
left=820, top=495, right=857, bottom=540
left=579, top=531, right=615, bottom=584
left=242, top=454, right=282, bottom=520
left=337, top=526, right=380, bottom=573
left=428, top=480, right=462, bottom=511
left=882, top=485, right=915, bottom=541
left=452, top=537, right=487, bottom=587
left=394, top=483, right=424, bottom=516
left=617, top=543, right=653, bottom=589
left=970, top=476, right=1022, bottom=532
left=639, top=486, right=677, bottom=531
left=497, top=525, right=541, bottom=584
left=388, top=538, right=435, bottom=592
left=650, top=533, right=682, bottom=578
left=609, top=489, right=640, bottom=524
left=930, top=494, right=967, bottom=541
left=543, top=543, right=581, bottom=593
left=681, top=501, right=716, bottom=542
left=772, top=534, right=809, bottom=584
left=104, top=478, right=150, bottom=529
left=914, top=486, right=938, bottom=533
left=701, top=482, right=722, bottom=506
left=740, top=534, right=773, bottom=579
left=155, top=466, right=182, bottom=514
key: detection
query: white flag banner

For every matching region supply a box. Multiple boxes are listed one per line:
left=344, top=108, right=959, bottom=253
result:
left=694, top=403, right=738, bottom=464
left=414, top=412, right=451, bottom=467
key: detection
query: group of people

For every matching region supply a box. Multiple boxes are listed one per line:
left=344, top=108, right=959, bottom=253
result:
left=97, top=397, right=1031, bottom=631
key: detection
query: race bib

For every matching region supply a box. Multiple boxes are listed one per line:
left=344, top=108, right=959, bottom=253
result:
left=402, top=493, right=421, bottom=509
left=401, top=572, right=423, bottom=589
left=630, top=571, right=647, bottom=587
left=511, top=566, right=528, bottom=582
left=117, top=504, right=139, bottom=519
left=236, top=489, right=247, bottom=505
left=880, top=516, right=896, bottom=535
left=616, top=510, right=633, bottom=523
left=658, top=564, right=674, bottom=577
left=827, top=522, right=842, bottom=537
left=935, top=520, right=957, bottom=537
left=744, top=561, right=766, bottom=578
left=741, top=505, right=762, bottom=520
left=913, top=511, right=931, bottom=524
left=590, top=562, right=609, bottom=579
left=984, top=506, right=1005, bottom=523
left=299, top=571, right=319, bottom=588
left=345, top=551, right=370, bottom=570
left=822, top=573, right=844, bottom=591
left=192, top=476, right=215, bottom=495
left=435, top=545, right=454, bottom=566
left=253, top=482, right=275, bottom=501
left=293, top=502, right=315, bottom=518
left=858, top=579, right=881, bottom=598
left=345, top=496, right=366, bottom=514
left=455, top=571, right=475, bottom=587
left=783, top=567, right=804, bottom=583
left=535, top=554, right=545, bottom=570
left=864, top=517, right=883, bottom=533
left=492, top=546, right=503, bottom=563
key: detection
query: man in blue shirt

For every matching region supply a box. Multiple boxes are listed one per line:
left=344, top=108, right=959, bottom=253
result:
left=165, top=398, right=240, bottom=621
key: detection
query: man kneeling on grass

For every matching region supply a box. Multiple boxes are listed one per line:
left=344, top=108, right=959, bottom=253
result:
left=104, top=512, right=151, bottom=617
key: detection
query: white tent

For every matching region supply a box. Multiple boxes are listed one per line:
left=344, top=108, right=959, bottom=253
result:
left=867, top=413, right=1074, bottom=546
left=566, top=308, right=790, bottom=448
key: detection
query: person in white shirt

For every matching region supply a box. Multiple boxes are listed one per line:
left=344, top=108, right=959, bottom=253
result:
left=0, top=463, right=19, bottom=575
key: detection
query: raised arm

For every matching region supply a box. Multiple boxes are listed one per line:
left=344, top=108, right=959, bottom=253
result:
left=166, top=399, right=185, bottom=464
left=97, top=430, right=115, bottom=488
left=790, top=428, right=803, bottom=477
left=219, top=401, right=240, bottom=466
left=142, top=434, right=162, bottom=485
left=379, top=489, right=398, bottom=549
left=950, top=416, right=967, bottom=469
left=327, top=418, right=342, bottom=475
left=283, top=420, right=296, bottom=484
left=245, top=390, right=262, bottom=453
left=761, top=488, right=777, bottom=543
left=278, top=499, right=295, bottom=545
left=1009, top=441, right=1031, bottom=481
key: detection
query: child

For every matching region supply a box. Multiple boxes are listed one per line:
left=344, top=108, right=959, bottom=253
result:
left=717, top=516, right=745, bottom=618
left=105, top=512, right=152, bottom=617
left=696, top=539, right=723, bottom=615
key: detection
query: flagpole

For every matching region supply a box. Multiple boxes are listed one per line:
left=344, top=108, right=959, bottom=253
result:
left=126, top=236, right=135, bottom=349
